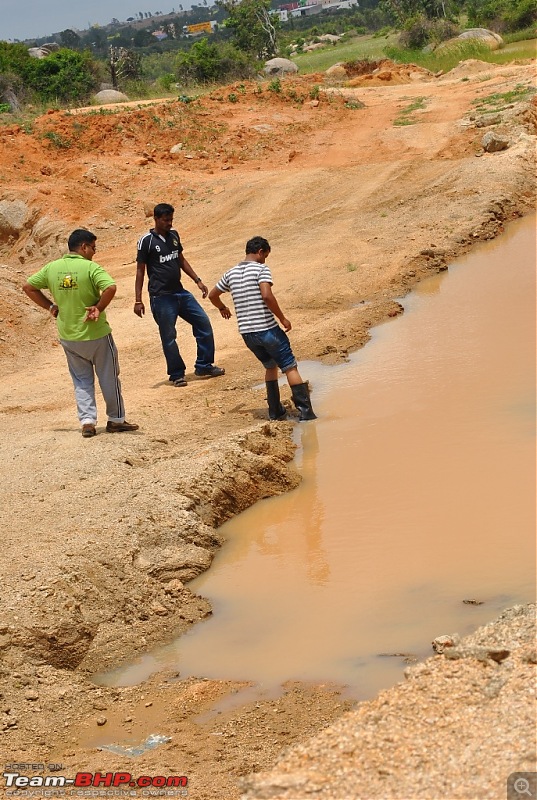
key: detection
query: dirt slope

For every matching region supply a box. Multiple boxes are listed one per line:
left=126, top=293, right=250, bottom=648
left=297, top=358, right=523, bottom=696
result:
left=0, top=62, right=535, bottom=798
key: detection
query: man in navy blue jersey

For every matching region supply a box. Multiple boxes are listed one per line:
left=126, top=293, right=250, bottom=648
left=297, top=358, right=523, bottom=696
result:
left=134, top=203, right=224, bottom=387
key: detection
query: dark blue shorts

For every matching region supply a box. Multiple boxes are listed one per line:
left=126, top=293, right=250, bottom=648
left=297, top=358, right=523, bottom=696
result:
left=242, top=326, right=297, bottom=372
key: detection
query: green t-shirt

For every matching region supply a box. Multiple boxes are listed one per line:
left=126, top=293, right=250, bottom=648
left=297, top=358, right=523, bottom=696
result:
left=27, top=253, right=115, bottom=341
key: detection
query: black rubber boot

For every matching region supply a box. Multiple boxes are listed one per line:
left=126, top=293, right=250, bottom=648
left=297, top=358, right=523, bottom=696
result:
left=266, top=380, right=287, bottom=421
left=291, top=382, right=317, bottom=421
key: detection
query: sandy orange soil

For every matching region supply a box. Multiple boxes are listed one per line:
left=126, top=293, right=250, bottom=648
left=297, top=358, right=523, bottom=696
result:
left=0, top=59, right=535, bottom=798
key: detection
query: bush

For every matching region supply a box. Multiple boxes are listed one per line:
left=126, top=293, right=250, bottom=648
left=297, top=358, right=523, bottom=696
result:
left=503, top=25, right=537, bottom=40
left=467, top=0, right=537, bottom=31
left=142, top=51, right=180, bottom=81
left=399, top=15, right=429, bottom=48
left=23, top=49, right=97, bottom=103
left=158, top=73, right=176, bottom=91
left=119, top=79, right=153, bottom=98
left=398, top=14, right=459, bottom=48
left=504, top=0, right=537, bottom=30
left=175, top=39, right=255, bottom=84
left=0, top=42, right=31, bottom=76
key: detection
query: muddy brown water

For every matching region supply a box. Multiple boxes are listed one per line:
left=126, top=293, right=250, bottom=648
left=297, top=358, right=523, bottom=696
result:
left=99, top=215, right=536, bottom=701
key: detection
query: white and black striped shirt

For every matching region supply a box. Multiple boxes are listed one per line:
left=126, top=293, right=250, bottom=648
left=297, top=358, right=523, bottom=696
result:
left=216, top=261, right=279, bottom=334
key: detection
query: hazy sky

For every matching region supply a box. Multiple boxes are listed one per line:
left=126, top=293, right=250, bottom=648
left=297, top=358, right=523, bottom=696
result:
left=2, top=0, right=183, bottom=42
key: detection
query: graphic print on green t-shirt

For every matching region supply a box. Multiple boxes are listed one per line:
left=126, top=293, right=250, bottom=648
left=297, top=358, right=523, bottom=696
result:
left=27, top=253, right=115, bottom=341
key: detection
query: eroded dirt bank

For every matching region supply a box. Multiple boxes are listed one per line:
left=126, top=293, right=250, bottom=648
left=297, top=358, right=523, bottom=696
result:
left=0, top=60, right=535, bottom=797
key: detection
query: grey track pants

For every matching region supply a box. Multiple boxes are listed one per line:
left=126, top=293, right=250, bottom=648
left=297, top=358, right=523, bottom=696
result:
left=60, top=334, right=126, bottom=426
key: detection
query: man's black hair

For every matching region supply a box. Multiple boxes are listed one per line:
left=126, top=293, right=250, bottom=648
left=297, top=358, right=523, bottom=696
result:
left=246, top=236, right=270, bottom=254
left=154, top=203, right=175, bottom=218
left=68, top=229, right=97, bottom=251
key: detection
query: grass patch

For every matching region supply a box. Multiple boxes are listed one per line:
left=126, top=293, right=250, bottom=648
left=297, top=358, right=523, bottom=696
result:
left=385, top=38, right=537, bottom=73
left=292, top=32, right=398, bottom=74
left=394, top=96, right=427, bottom=125
left=42, top=131, right=72, bottom=149
left=472, top=84, right=536, bottom=112
left=292, top=34, right=534, bottom=78
left=502, top=27, right=537, bottom=44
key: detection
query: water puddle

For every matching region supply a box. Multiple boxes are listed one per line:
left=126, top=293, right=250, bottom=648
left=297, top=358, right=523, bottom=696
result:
left=99, top=215, right=535, bottom=699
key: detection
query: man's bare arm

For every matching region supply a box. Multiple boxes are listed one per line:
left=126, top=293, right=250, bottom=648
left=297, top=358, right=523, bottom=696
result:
left=85, top=284, right=116, bottom=321
left=180, top=253, right=208, bottom=298
left=208, top=286, right=232, bottom=319
left=134, top=262, right=146, bottom=316
left=22, top=284, right=58, bottom=318
left=260, top=282, right=291, bottom=331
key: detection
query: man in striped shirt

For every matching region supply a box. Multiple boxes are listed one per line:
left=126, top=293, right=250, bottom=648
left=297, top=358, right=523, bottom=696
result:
left=209, top=237, right=316, bottom=421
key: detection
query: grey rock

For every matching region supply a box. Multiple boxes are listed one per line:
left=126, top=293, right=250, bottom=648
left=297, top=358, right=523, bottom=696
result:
left=444, top=647, right=510, bottom=663
left=437, top=28, right=504, bottom=53
left=457, top=28, right=504, bottom=49
left=28, top=43, right=60, bottom=59
left=475, top=114, right=502, bottom=128
left=264, top=58, right=298, bottom=76
left=325, top=63, right=347, bottom=82
left=93, top=89, right=129, bottom=104
left=432, top=633, right=460, bottom=654
left=146, top=543, right=213, bottom=582
left=0, top=200, right=31, bottom=242
left=482, top=131, right=510, bottom=152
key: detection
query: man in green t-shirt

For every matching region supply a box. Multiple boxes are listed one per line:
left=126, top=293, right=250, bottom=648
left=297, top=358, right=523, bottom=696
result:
left=23, top=229, right=139, bottom=438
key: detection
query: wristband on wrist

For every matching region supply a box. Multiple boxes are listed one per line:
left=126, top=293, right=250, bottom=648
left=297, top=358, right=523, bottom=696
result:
left=195, top=277, right=202, bottom=284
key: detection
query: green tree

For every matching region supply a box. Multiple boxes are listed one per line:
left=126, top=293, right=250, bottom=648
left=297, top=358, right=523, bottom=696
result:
left=216, top=0, right=279, bottom=58
left=133, top=28, right=155, bottom=46
left=380, top=0, right=457, bottom=23
left=24, top=49, right=97, bottom=103
left=59, top=29, right=81, bottom=49
left=175, top=37, right=254, bottom=82
left=467, top=0, right=537, bottom=28
left=0, top=42, right=32, bottom=75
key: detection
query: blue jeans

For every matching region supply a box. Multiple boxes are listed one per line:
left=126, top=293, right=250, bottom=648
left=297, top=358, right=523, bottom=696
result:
left=242, top=326, right=297, bottom=372
left=150, top=291, right=215, bottom=380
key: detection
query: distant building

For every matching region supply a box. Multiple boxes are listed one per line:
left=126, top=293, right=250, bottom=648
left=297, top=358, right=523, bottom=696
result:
left=321, top=0, right=359, bottom=9
left=280, top=0, right=358, bottom=14
left=289, top=4, right=323, bottom=16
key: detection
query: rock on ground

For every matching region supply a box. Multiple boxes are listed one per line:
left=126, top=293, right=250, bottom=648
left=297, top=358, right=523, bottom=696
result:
left=93, top=89, right=129, bottom=104
left=264, top=58, right=298, bottom=76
